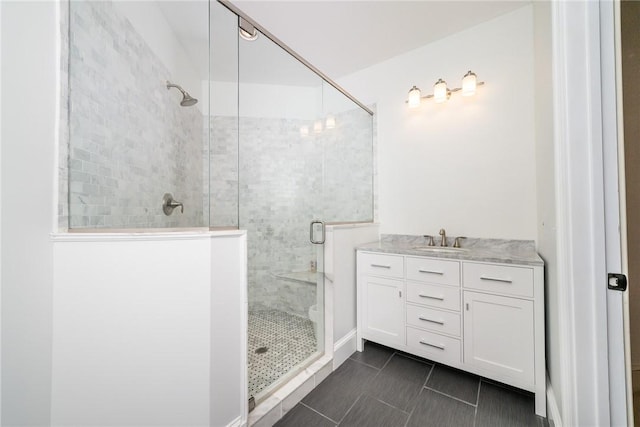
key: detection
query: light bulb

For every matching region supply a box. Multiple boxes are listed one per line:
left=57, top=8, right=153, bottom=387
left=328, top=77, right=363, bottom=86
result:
left=325, top=115, right=336, bottom=129
left=433, top=79, right=448, bottom=103
left=313, top=120, right=323, bottom=133
left=407, top=86, right=421, bottom=108
left=462, top=71, right=477, bottom=97
left=300, top=125, right=309, bottom=137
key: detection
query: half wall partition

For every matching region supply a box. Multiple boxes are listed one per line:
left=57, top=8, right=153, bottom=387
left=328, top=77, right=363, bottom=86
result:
left=66, top=0, right=373, bottom=407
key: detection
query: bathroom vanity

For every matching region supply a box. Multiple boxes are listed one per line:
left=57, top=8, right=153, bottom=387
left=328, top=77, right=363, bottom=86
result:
left=356, top=235, right=546, bottom=417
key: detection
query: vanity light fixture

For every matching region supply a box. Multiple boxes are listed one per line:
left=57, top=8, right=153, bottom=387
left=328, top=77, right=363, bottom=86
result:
left=461, top=70, right=478, bottom=96
left=406, top=70, right=485, bottom=108
left=407, top=86, right=422, bottom=108
left=433, top=79, right=449, bottom=103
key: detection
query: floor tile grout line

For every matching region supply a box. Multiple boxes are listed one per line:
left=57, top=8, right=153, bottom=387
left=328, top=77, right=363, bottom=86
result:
left=372, top=396, right=412, bottom=415
left=337, top=393, right=364, bottom=425
left=347, top=356, right=384, bottom=371
left=473, top=379, right=482, bottom=427
left=422, top=363, right=434, bottom=388
left=401, top=363, right=435, bottom=427
left=299, top=401, right=339, bottom=425
left=422, top=385, right=479, bottom=408
left=402, top=364, right=434, bottom=427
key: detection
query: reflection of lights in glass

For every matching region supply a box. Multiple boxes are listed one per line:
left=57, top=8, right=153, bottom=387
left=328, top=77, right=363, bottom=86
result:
left=433, top=79, right=448, bottom=103
left=314, top=120, right=323, bottom=133
left=462, top=70, right=477, bottom=96
left=407, top=86, right=421, bottom=108
left=300, top=125, right=309, bottom=137
left=325, top=115, right=336, bottom=129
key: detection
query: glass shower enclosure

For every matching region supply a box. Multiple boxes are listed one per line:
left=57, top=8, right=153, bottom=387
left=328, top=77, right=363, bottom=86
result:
left=66, top=0, right=373, bottom=407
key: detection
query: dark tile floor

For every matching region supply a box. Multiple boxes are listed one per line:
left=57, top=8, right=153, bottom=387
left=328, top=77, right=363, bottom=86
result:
left=275, top=341, right=549, bottom=427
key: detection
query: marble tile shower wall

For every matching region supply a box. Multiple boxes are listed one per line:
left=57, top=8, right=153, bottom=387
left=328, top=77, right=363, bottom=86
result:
left=206, top=110, right=373, bottom=315
left=59, top=0, right=69, bottom=230
left=323, top=108, right=374, bottom=223
left=209, top=116, right=239, bottom=228
left=238, top=116, right=322, bottom=316
left=68, top=1, right=204, bottom=229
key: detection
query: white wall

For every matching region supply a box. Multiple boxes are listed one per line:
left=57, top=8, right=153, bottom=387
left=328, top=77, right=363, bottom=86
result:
left=1, top=1, right=57, bottom=424
left=210, top=233, right=248, bottom=427
left=324, top=223, right=380, bottom=368
left=51, top=232, right=247, bottom=427
left=532, top=0, right=560, bottom=417
left=339, top=6, right=537, bottom=240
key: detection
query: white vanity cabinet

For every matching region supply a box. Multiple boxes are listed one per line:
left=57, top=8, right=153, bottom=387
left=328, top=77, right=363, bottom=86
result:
left=356, top=250, right=546, bottom=417
left=358, top=252, right=405, bottom=347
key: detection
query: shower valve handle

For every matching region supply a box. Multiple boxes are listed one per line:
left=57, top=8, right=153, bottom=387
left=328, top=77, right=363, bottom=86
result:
left=162, top=193, right=184, bottom=215
left=169, top=201, right=184, bottom=213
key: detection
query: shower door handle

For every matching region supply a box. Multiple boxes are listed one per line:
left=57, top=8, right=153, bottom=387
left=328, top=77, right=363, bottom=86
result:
left=310, top=220, right=325, bottom=245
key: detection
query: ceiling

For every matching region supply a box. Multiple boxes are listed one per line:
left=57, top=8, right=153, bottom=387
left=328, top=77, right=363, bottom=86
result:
left=226, top=1, right=530, bottom=79
left=157, top=0, right=530, bottom=85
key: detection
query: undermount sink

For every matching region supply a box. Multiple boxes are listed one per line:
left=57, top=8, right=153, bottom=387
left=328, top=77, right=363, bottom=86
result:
left=412, top=246, right=469, bottom=253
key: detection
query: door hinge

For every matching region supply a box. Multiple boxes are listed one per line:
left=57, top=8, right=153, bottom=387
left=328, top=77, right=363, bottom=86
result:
left=608, top=273, right=627, bottom=292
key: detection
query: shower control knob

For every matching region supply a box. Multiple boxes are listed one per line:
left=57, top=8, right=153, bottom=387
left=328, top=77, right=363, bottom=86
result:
left=162, top=193, right=184, bottom=215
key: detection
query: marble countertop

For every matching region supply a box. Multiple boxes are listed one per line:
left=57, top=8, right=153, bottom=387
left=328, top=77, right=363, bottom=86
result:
left=358, top=234, right=544, bottom=266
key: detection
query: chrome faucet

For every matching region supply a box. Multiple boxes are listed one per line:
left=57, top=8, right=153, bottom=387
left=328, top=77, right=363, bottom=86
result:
left=439, top=228, right=447, bottom=246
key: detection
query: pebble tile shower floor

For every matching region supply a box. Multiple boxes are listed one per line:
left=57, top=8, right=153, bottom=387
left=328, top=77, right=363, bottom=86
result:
left=248, top=309, right=317, bottom=399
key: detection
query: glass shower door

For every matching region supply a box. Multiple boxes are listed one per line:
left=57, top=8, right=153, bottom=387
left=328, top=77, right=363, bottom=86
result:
left=238, top=23, right=326, bottom=403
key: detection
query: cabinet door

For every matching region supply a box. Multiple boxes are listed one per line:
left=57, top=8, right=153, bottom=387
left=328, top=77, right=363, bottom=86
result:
left=463, top=291, right=534, bottom=384
left=361, top=276, right=405, bottom=347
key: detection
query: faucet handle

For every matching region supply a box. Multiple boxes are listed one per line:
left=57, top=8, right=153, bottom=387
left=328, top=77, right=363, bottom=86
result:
left=162, top=193, right=184, bottom=215
left=453, top=236, right=467, bottom=248
left=423, top=235, right=435, bottom=246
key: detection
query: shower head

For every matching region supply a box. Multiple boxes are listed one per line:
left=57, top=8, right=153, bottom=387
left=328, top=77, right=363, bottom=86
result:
left=166, top=81, right=198, bottom=107
left=180, top=93, right=198, bottom=107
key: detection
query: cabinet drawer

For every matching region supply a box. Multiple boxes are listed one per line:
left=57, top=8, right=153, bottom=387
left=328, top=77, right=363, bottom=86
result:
left=407, top=282, right=460, bottom=311
left=463, top=263, right=533, bottom=298
left=406, top=327, right=461, bottom=364
left=406, top=304, right=460, bottom=336
left=359, top=252, right=404, bottom=279
left=406, top=257, right=460, bottom=286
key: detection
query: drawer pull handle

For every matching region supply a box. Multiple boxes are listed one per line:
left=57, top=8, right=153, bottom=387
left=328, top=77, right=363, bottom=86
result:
left=419, top=340, right=445, bottom=350
left=418, top=294, right=444, bottom=301
left=480, top=275, right=513, bottom=283
left=418, top=316, right=444, bottom=325
left=371, top=264, right=391, bottom=269
left=418, top=269, right=444, bottom=275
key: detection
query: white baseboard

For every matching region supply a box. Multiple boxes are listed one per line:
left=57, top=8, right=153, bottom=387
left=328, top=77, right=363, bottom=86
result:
left=333, top=329, right=357, bottom=370
left=546, top=377, right=562, bottom=427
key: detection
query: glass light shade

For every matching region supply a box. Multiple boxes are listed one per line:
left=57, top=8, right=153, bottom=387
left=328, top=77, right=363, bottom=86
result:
left=407, top=86, right=421, bottom=108
left=300, top=125, right=309, bottom=137
left=325, top=115, right=336, bottom=129
left=462, top=71, right=477, bottom=96
left=433, top=79, right=448, bottom=103
left=313, top=120, right=323, bottom=133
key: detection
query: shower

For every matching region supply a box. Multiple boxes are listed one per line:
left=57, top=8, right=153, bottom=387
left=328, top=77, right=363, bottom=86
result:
left=166, top=81, right=198, bottom=106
